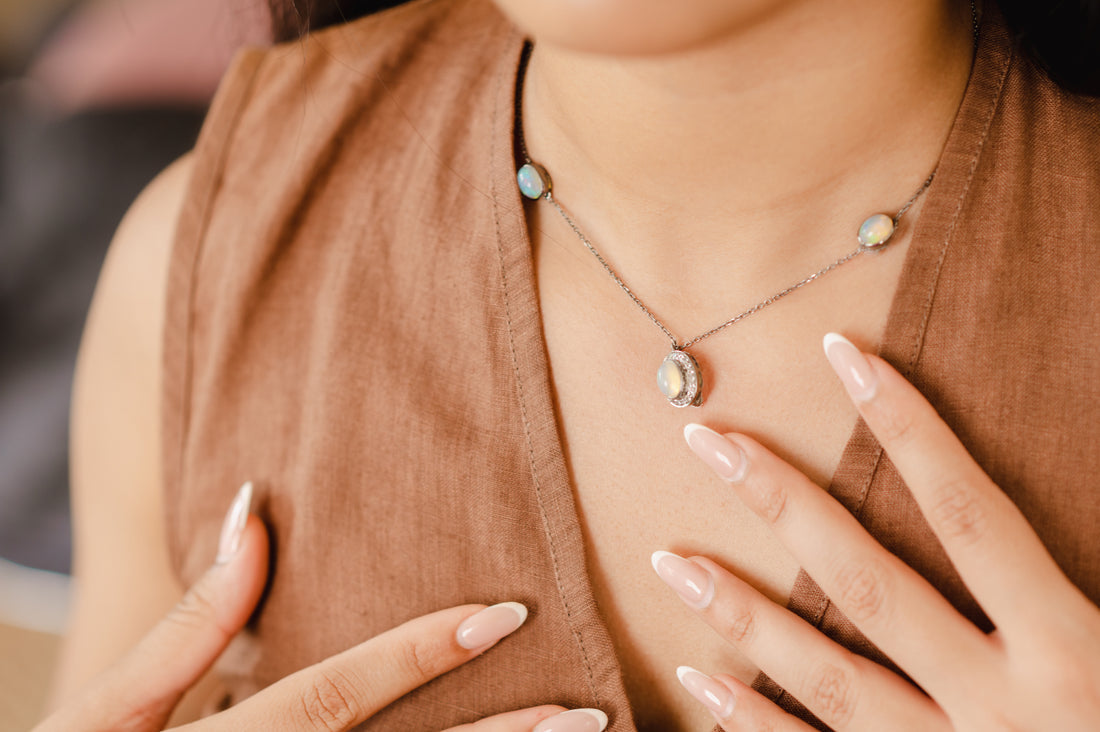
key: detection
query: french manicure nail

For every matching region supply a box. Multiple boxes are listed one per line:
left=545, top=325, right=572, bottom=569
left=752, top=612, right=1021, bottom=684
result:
left=455, top=602, right=528, bottom=650
left=216, top=481, right=252, bottom=564
left=533, top=708, right=609, bottom=732
left=651, top=551, right=714, bottom=610
left=823, top=332, right=878, bottom=402
left=683, top=423, right=748, bottom=483
left=676, top=666, right=735, bottom=719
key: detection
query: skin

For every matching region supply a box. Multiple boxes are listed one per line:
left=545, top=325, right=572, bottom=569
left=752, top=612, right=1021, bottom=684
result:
left=54, top=0, right=1098, bottom=729
left=667, top=342, right=1100, bottom=729
left=52, top=159, right=600, bottom=730
left=39, top=506, right=584, bottom=730
left=494, top=0, right=974, bottom=727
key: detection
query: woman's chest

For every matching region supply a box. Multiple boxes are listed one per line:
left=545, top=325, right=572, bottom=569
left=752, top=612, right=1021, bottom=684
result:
left=534, top=233, right=908, bottom=730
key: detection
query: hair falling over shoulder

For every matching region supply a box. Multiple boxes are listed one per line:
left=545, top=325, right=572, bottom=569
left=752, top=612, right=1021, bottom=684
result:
left=267, top=0, right=1100, bottom=96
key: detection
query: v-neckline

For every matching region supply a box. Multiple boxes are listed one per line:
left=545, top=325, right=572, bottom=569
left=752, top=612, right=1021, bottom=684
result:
left=486, top=8, right=1013, bottom=728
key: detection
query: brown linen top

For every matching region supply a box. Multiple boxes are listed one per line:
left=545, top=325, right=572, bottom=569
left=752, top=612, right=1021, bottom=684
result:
left=162, top=0, right=1100, bottom=729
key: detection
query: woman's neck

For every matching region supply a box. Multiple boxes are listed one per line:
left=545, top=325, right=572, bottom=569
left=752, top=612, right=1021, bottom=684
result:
left=521, top=0, right=976, bottom=309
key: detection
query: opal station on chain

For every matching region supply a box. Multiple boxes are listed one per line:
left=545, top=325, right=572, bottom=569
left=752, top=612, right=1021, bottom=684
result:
left=515, top=157, right=931, bottom=408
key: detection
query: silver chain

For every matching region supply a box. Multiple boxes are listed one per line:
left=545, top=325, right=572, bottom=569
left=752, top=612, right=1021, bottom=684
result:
left=515, top=0, right=973, bottom=353
left=544, top=175, right=931, bottom=351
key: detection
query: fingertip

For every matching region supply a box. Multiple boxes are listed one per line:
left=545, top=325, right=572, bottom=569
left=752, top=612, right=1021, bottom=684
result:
left=533, top=708, right=608, bottom=732
left=207, top=514, right=269, bottom=630
left=215, top=481, right=253, bottom=564
left=527, top=704, right=570, bottom=721
left=822, top=331, right=854, bottom=356
left=497, top=601, right=529, bottom=626
left=822, top=330, right=878, bottom=402
left=650, top=549, right=675, bottom=575
left=710, top=672, right=749, bottom=693
left=455, top=602, right=529, bottom=650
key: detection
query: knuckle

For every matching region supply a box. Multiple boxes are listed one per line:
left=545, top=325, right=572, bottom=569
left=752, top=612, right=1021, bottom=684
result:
left=168, top=581, right=220, bottom=632
left=299, top=669, right=362, bottom=731
left=716, top=603, right=758, bottom=645
left=832, top=558, right=890, bottom=625
left=871, top=399, right=918, bottom=448
left=395, top=634, right=450, bottom=681
left=750, top=477, right=790, bottom=526
left=106, top=694, right=169, bottom=732
left=928, top=477, right=988, bottom=546
left=804, top=660, right=859, bottom=728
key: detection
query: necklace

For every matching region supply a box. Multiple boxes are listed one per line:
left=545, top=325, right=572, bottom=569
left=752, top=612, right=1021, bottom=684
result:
left=513, top=41, right=942, bottom=408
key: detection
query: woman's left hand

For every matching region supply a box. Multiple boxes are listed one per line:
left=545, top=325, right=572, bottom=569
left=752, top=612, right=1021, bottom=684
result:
left=652, top=333, right=1100, bottom=731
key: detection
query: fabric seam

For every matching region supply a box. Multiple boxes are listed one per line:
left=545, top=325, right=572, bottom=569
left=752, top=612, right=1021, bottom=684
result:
left=488, top=34, right=602, bottom=706
left=814, top=29, right=1015, bottom=636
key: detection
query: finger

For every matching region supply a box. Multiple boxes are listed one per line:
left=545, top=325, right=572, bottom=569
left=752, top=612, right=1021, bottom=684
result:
left=675, top=668, right=817, bottom=731
left=201, top=602, right=530, bottom=731
left=682, top=423, right=995, bottom=705
left=445, top=707, right=609, bottom=732
left=443, top=706, right=565, bottom=731
left=654, top=551, right=949, bottom=731
left=823, top=332, right=1077, bottom=628
left=34, top=483, right=268, bottom=732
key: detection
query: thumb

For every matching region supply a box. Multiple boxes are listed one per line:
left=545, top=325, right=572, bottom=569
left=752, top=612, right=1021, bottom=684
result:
left=79, top=482, right=268, bottom=731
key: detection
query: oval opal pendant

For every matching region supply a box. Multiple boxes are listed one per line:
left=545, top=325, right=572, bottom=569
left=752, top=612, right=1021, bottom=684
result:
left=517, top=162, right=551, bottom=200
left=858, top=213, right=896, bottom=249
left=657, top=350, right=703, bottom=407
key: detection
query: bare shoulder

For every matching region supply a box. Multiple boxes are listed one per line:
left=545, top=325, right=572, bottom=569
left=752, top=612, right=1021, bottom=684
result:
left=53, top=153, right=194, bottom=703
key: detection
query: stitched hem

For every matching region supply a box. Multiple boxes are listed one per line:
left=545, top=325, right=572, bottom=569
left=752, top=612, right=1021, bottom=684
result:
left=488, top=32, right=601, bottom=707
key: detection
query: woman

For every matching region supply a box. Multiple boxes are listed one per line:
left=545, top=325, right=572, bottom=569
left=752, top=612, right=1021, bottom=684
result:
left=39, top=0, right=1100, bottom=729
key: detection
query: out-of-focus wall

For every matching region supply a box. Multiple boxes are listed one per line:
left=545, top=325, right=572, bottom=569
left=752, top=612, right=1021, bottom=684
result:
left=0, top=2, right=271, bottom=727
left=0, top=0, right=71, bottom=71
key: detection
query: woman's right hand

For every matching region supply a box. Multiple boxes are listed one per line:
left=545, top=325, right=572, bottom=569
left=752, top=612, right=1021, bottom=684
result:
left=35, top=483, right=608, bottom=732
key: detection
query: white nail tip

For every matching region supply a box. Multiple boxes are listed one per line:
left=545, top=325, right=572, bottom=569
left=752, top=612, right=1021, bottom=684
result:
left=536, top=708, right=609, bottom=732
left=676, top=665, right=698, bottom=684
left=493, top=601, right=528, bottom=626
left=650, top=550, right=676, bottom=576
left=216, top=481, right=253, bottom=564
left=573, top=709, right=609, bottom=729
left=237, top=481, right=254, bottom=511
left=682, top=422, right=714, bottom=447
left=822, top=331, right=855, bottom=356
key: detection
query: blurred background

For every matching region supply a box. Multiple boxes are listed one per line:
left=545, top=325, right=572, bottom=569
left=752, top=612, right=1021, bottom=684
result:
left=0, top=0, right=270, bottom=727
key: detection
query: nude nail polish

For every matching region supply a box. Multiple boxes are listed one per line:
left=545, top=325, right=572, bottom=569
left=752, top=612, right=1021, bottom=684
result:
left=455, top=602, right=528, bottom=650
left=823, top=332, right=878, bottom=402
left=533, top=708, right=609, bottom=732
left=651, top=551, right=715, bottom=610
left=676, top=666, right=735, bottom=719
left=683, top=423, right=748, bottom=483
left=216, top=481, right=252, bottom=564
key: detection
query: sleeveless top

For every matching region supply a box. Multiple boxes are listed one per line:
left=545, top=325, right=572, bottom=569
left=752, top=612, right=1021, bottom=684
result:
left=162, top=1, right=1100, bottom=729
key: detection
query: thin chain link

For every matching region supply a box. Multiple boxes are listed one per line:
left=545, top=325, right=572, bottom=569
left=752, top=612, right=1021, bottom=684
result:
left=513, top=0, right=972, bottom=354
left=546, top=173, right=931, bottom=351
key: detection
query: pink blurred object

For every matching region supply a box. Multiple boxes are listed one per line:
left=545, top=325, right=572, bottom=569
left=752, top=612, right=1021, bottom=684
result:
left=28, top=0, right=272, bottom=112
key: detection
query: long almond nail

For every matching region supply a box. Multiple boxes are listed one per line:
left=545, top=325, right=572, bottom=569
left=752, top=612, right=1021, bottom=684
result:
left=684, top=423, right=747, bottom=482
left=823, top=332, right=878, bottom=402
left=455, top=602, right=528, bottom=650
left=533, top=709, right=609, bottom=732
left=651, top=551, right=714, bottom=609
left=216, top=481, right=252, bottom=564
left=677, top=666, right=735, bottom=719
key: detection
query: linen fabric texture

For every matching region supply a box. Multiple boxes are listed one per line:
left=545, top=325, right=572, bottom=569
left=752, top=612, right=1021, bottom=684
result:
left=161, top=0, right=1100, bottom=729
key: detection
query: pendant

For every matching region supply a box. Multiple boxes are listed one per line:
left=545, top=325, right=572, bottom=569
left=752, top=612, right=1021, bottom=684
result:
left=657, top=350, right=703, bottom=408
